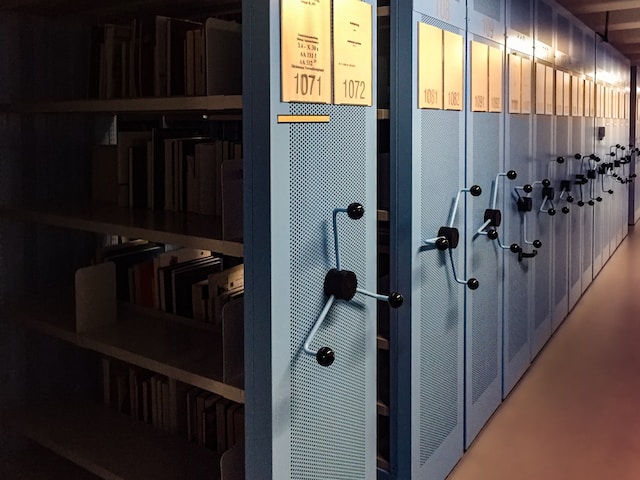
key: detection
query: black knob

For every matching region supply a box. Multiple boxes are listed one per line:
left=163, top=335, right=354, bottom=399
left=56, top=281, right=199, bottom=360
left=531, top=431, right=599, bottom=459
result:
left=467, top=278, right=479, bottom=290
left=487, top=229, right=498, bottom=240
left=609, top=152, right=616, bottom=157
left=596, top=197, right=602, bottom=202
left=588, top=200, right=595, bottom=206
left=608, top=189, right=614, bottom=194
left=316, top=347, right=335, bottom=366
left=562, top=206, right=570, bottom=214
left=533, top=240, right=542, bottom=248
left=574, top=153, right=582, bottom=160
left=510, top=243, right=521, bottom=253
left=324, top=269, right=358, bottom=301
left=435, top=237, right=449, bottom=251
left=507, top=170, right=517, bottom=180
left=548, top=208, right=556, bottom=216
left=542, top=179, right=551, bottom=187
left=567, top=195, right=574, bottom=203
left=388, top=292, right=404, bottom=308
left=621, top=146, right=626, bottom=151
left=556, top=156, right=565, bottom=164
left=613, top=173, right=618, bottom=178
left=578, top=201, right=585, bottom=207
left=347, top=203, right=365, bottom=219
left=523, top=184, right=533, bottom=193
left=470, top=185, right=482, bottom=197
left=632, top=174, right=638, bottom=178
left=617, top=144, right=621, bottom=148
left=590, top=154, right=597, bottom=159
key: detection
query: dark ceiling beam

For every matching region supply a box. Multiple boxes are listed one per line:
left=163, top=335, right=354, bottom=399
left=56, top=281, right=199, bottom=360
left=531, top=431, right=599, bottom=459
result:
left=607, top=29, right=640, bottom=44
left=564, top=0, right=640, bottom=15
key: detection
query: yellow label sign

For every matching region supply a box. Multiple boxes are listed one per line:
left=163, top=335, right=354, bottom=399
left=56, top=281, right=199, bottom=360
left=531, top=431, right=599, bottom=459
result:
left=555, top=70, right=563, bottom=116
left=577, top=77, right=584, bottom=117
left=571, top=75, right=578, bottom=116
left=281, top=0, right=332, bottom=103
left=535, top=62, right=545, bottom=114
left=333, top=0, right=373, bottom=106
left=563, top=72, right=570, bottom=116
left=488, top=46, right=502, bottom=112
left=545, top=65, right=554, bottom=115
left=521, top=57, right=532, bottom=114
left=443, top=30, right=464, bottom=111
left=471, top=41, right=488, bottom=112
left=418, top=23, right=443, bottom=109
left=508, top=54, right=521, bottom=114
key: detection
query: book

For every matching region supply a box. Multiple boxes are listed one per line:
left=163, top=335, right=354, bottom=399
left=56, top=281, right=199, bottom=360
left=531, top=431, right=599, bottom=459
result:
left=186, top=387, right=203, bottom=442
left=158, top=256, right=212, bottom=312
left=128, top=144, right=148, bottom=208
left=205, top=18, right=242, bottom=95
left=196, top=141, right=223, bottom=216
left=101, top=242, right=163, bottom=302
left=172, top=256, right=222, bottom=318
left=91, top=145, right=118, bottom=206
left=167, top=18, right=202, bottom=96
left=192, top=279, right=209, bottom=322
left=208, top=264, right=244, bottom=325
left=215, top=398, right=233, bottom=453
left=117, top=131, right=152, bottom=207
left=153, top=16, right=170, bottom=96
left=152, top=248, right=212, bottom=309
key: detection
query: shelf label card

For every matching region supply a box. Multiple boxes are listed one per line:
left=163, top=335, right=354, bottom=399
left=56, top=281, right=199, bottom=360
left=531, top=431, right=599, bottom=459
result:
left=521, top=56, right=532, bottom=114
left=471, top=41, right=488, bottom=112
left=508, top=53, right=522, bottom=114
left=555, top=69, right=563, bottom=116
left=281, top=0, right=332, bottom=103
left=333, top=0, right=373, bottom=106
left=571, top=75, right=578, bottom=116
left=443, top=30, right=463, bottom=111
left=545, top=65, right=554, bottom=115
left=563, top=72, right=570, bottom=116
left=488, top=46, right=502, bottom=112
left=418, top=23, right=443, bottom=109
left=535, top=62, right=545, bottom=114
left=577, top=77, right=584, bottom=117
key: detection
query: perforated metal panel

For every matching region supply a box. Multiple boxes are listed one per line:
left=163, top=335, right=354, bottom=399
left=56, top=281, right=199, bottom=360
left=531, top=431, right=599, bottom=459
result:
left=530, top=112, right=553, bottom=357
left=504, top=115, right=531, bottom=388
left=552, top=118, right=569, bottom=328
left=568, top=120, right=583, bottom=306
left=419, top=107, right=462, bottom=466
left=287, top=103, right=372, bottom=480
left=466, top=105, right=503, bottom=445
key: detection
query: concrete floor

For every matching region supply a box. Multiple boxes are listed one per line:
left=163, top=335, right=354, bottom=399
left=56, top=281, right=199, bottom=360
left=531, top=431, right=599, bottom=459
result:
left=447, top=225, right=640, bottom=480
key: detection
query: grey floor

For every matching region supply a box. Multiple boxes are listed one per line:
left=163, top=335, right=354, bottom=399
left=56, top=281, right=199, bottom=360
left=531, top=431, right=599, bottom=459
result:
left=447, top=225, right=640, bottom=480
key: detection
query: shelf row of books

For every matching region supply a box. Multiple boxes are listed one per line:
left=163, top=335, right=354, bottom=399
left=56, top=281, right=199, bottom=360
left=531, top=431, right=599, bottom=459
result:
left=75, top=239, right=244, bottom=389
left=103, top=357, right=243, bottom=455
left=97, top=239, right=243, bottom=323
left=91, top=16, right=241, bottom=99
left=92, top=129, right=243, bottom=241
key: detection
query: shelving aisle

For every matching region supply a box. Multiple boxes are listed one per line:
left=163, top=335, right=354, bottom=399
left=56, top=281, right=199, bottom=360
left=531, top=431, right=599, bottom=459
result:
left=447, top=226, right=640, bottom=480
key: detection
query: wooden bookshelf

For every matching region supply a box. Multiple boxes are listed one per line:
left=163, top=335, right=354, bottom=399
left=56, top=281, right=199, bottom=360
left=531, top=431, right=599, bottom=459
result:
left=15, top=300, right=244, bottom=404
left=0, top=204, right=243, bottom=257
left=1, top=398, right=221, bottom=480
left=0, top=95, right=242, bottom=114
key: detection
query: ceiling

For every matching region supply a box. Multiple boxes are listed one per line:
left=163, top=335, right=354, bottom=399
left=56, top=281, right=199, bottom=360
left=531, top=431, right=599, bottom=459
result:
left=557, top=0, right=640, bottom=66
